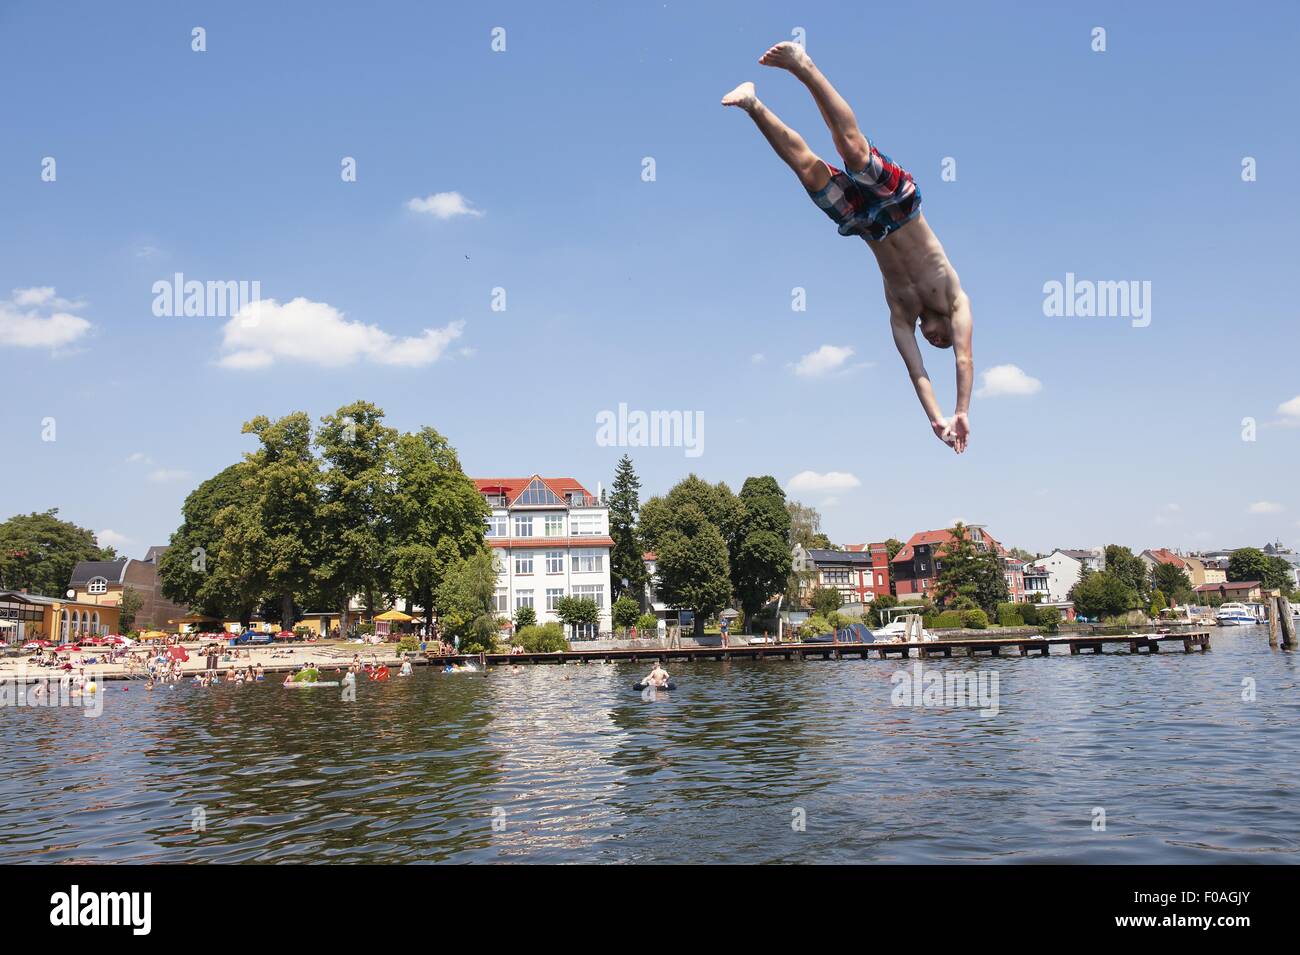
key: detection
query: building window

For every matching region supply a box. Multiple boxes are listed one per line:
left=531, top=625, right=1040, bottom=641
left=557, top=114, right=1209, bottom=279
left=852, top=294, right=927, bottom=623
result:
left=570, top=512, right=603, bottom=536
left=544, top=514, right=564, bottom=537
left=545, top=551, right=564, bottom=574
left=573, top=584, right=605, bottom=608
left=514, top=516, right=533, bottom=537
left=572, top=551, right=603, bottom=574
left=493, top=590, right=509, bottom=614
left=515, top=590, right=534, bottom=610
left=485, top=515, right=507, bottom=538
left=517, top=478, right=563, bottom=505
left=87, top=577, right=108, bottom=595
left=545, top=588, right=564, bottom=611
left=515, top=554, right=534, bottom=575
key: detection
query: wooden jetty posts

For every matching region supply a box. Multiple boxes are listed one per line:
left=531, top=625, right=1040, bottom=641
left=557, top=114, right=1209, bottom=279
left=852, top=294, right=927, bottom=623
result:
left=1268, top=595, right=1297, bottom=650
left=425, top=629, right=1213, bottom=668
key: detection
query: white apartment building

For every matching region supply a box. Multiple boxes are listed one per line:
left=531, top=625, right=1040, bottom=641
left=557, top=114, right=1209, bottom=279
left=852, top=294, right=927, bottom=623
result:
left=1028, top=548, right=1104, bottom=602
left=474, top=475, right=613, bottom=637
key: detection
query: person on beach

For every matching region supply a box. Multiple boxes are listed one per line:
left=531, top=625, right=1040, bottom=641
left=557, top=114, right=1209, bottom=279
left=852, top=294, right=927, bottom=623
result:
left=722, top=42, right=973, bottom=452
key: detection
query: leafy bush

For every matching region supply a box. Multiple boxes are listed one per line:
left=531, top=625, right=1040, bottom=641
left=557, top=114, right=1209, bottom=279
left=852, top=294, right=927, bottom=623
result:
left=514, top=605, right=537, bottom=630
left=809, top=587, right=843, bottom=617
left=612, top=595, right=641, bottom=630
left=961, top=608, right=989, bottom=630
left=514, top=623, right=569, bottom=653
left=801, top=614, right=834, bottom=636
left=925, top=610, right=966, bottom=630
left=997, top=606, right=1024, bottom=627
left=397, top=636, right=419, bottom=653
left=1017, top=602, right=1039, bottom=626
left=635, top=612, right=659, bottom=633
left=1037, top=607, right=1062, bottom=633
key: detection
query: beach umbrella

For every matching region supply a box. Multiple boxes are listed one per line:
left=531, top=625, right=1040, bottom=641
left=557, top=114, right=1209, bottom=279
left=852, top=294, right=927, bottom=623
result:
left=373, top=609, right=414, bottom=622
left=55, top=643, right=80, bottom=653
left=23, top=640, right=51, bottom=650
left=166, top=645, right=190, bottom=662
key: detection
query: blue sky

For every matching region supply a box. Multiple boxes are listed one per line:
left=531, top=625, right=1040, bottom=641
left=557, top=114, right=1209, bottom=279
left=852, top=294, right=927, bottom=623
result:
left=3, top=0, right=1298, bottom=559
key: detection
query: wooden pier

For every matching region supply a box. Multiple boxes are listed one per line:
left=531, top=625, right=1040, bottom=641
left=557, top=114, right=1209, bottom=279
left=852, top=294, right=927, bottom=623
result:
left=424, top=629, right=1212, bottom=667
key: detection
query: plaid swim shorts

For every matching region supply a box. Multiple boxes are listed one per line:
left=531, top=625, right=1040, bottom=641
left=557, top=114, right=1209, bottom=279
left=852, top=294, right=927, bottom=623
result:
left=807, top=144, right=922, bottom=241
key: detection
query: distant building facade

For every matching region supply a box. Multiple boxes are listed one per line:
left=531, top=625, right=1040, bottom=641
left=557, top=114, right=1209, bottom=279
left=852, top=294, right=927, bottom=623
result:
left=1027, top=548, right=1104, bottom=603
left=67, top=547, right=189, bottom=631
left=474, top=475, right=613, bottom=636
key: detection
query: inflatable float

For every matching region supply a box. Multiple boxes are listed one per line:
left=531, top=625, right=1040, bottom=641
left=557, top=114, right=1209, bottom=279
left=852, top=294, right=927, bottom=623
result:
left=283, top=681, right=341, bottom=688
left=633, top=681, right=676, bottom=691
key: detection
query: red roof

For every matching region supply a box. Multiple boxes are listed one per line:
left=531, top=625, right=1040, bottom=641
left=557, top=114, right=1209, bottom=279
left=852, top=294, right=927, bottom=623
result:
left=892, top=527, right=1005, bottom=563
left=1194, top=580, right=1260, bottom=592
left=473, top=475, right=593, bottom=505
left=1145, top=548, right=1187, bottom=569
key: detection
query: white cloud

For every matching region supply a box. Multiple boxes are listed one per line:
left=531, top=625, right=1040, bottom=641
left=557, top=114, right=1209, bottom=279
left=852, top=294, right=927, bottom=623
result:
left=1277, top=395, right=1300, bottom=421
left=976, top=364, right=1042, bottom=398
left=406, top=192, right=484, bottom=219
left=218, top=297, right=464, bottom=370
left=126, top=452, right=154, bottom=464
left=97, top=529, right=133, bottom=550
left=751, top=353, right=765, bottom=365
left=787, top=470, right=861, bottom=494
left=0, top=287, right=92, bottom=349
left=793, top=344, right=854, bottom=378
left=147, top=468, right=191, bottom=483
left=1248, top=501, right=1284, bottom=514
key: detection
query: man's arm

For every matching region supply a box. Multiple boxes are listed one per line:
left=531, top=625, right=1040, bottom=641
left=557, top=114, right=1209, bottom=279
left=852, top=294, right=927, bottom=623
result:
left=891, top=316, right=953, bottom=447
left=947, top=291, right=974, bottom=453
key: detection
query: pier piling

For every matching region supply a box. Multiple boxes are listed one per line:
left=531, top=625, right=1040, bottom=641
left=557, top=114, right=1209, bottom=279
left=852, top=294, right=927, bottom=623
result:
left=1280, top=597, right=1297, bottom=650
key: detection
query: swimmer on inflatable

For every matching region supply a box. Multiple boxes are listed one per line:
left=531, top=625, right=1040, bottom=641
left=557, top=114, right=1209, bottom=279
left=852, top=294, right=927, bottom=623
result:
left=723, top=42, right=973, bottom=453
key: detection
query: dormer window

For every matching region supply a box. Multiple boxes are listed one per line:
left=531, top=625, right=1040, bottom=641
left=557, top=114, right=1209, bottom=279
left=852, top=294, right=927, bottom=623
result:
left=87, top=577, right=108, bottom=595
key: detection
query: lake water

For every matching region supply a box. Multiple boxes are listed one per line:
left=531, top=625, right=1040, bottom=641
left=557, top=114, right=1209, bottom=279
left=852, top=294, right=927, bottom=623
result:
left=2, top=626, right=1297, bottom=863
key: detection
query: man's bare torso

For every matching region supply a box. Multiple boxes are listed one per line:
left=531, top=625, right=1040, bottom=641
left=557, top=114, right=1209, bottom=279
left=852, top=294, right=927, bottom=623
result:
left=868, top=213, right=962, bottom=326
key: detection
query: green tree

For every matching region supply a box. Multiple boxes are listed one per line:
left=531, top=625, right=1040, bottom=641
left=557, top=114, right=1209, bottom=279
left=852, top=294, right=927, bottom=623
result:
left=647, top=503, right=732, bottom=640
left=608, top=455, right=647, bottom=602
left=159, top=464, right=259, bottom=623
left=1151, top=562, right=1193, bottom=605
left=118, top=586, right=143, bottom=632
left=1105, top=545, right=1149, bottom=603
left=0, top=509, right=115, bottom=596
left=810, top=585, right=843, bottom=617
left=316, top=402, right=399, bottom=630
left=611, top=593, right=640, bottom=630
left=241, top=412, right=321, bottom=630
left=555, top=595, right=601, bottom=638
left=1070, top=571, right=1138, bottom=619
left=731, top=476, right=792, bottom=626
left=388, top=427, right=488, bottom=631
left=434, top=549, right=499, bottom=653
left=514, top=605, right=537, bottom=629
left=935, top=523, right=1008, bottom=612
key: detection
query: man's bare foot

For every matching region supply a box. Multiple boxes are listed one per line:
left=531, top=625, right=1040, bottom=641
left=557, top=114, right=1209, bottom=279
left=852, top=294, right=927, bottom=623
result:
left=720, top=81, right=757, bottom=110
left=759, top=41, right=813, bottom=75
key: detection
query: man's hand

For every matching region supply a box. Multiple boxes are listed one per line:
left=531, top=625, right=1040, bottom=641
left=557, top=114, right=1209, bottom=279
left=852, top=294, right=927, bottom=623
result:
left=931, top=417, right=956, bottom=449
left=945, top=412, right=970, bottom=453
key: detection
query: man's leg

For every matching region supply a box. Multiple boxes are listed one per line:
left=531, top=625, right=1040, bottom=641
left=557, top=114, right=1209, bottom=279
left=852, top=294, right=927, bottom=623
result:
left=759, top=42, right=870, bottom=171
left=721, top=82, right=830, bottom=192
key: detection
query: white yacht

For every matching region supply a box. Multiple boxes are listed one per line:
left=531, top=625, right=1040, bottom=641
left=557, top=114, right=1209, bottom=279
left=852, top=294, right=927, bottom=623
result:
left=1214, top=602, right=1256, bottom=626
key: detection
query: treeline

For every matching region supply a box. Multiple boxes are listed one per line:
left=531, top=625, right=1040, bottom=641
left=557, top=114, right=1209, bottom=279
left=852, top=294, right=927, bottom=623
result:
left=159, top=401, right=493, bottom=646
left=1069, top=545, right=1298, bottom=618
